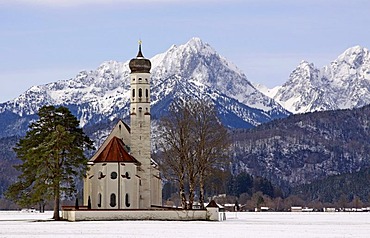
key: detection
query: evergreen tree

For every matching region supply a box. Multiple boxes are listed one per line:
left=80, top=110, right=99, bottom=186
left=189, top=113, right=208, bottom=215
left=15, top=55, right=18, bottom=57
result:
left=235, top=172, right=253, bottom=196
left=5, top=106, right=94, bottom=220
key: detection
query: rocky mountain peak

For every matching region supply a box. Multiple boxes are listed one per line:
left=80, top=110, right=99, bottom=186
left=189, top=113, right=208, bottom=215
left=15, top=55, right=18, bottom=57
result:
left=182, top=37, right=211, bottom=53
left=288, top=61, right=317, bottom=82
left=149, top=38, right=282, bottom=113
left=272, top=46, right=370, bottom=114
left=337, top=45, right=369, bottom=65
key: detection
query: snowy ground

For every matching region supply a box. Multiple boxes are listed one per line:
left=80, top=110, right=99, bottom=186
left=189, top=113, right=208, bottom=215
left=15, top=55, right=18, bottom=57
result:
left=0, top=211, right=369, bottom=237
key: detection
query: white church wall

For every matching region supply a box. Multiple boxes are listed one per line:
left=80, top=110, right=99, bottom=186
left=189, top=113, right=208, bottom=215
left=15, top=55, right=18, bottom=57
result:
left=150, top=167, right=162, bottom=206
left=105, top=163, right=119, bottom=209
left=84, top=162, right=141, bottom=210
left=62, top=208, right=224, bottom=222
left=121, top=163, right=139, bottom=209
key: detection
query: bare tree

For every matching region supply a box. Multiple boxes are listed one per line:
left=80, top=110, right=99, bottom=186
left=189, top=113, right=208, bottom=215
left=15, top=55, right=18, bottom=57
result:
left=190, top=100, right=229, bottom=209
left=158, top=98, right=229, bottom=209
left=158, top=100, right=195, bottom=209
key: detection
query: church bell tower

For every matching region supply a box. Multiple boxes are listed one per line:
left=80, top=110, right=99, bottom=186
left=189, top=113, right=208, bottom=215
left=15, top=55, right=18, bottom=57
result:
left=129, top=41, right=152, bottom=209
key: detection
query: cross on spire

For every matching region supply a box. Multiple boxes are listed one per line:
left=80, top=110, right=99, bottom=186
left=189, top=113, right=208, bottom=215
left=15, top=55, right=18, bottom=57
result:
left=137, top=39, right=144, bottom=58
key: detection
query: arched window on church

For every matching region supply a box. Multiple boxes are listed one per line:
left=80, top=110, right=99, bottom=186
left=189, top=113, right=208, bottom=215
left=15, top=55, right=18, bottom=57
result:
left=125, top=193, right=131, bottom=207
left=110, top=193, right=116, bottom=207
left=98, top=193, right=102, bottom=208
left=132, top=89, right=135, bottom=98
left=139, top=88, right=142, bottom=98
left=145, top=89, right=149, bottom=98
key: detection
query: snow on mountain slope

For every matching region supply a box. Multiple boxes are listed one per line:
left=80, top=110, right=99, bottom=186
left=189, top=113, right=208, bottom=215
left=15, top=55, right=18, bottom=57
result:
left=0, top=38, right=290, bottom=138
left=272, top=46, right=370, bottom=113
left=254, top=83, right=281, bottom=99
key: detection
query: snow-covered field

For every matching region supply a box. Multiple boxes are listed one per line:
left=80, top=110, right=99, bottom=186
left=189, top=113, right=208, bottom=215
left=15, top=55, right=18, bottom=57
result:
left=0, top=211, right=369, bottom=237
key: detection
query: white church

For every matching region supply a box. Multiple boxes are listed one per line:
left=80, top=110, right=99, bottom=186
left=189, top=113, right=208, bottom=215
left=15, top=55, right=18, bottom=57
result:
left=62, top=43, right=224, bottom=221
left=83, top=43, right=162, bottom=209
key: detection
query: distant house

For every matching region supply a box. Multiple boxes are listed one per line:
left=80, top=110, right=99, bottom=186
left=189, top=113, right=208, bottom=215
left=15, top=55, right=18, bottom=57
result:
left=291, top=206, right=303, bottom=212
left=302, top=207, right=314, bottom=212
left=323, top=207, right=336, bottom=212
left=260, top=206, right=270, bottom=212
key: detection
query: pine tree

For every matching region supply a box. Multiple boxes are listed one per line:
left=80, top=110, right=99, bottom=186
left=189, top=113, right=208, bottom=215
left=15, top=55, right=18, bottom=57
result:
left=5, top=106, right=94, bottom=220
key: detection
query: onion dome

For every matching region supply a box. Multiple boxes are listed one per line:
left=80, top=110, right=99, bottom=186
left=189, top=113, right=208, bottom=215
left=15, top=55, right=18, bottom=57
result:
left=129, top=41, right=151, bottom=73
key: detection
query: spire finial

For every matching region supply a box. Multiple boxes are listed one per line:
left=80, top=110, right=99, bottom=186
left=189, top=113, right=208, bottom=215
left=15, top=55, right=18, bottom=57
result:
left=137, top=39, right=144, bottom=58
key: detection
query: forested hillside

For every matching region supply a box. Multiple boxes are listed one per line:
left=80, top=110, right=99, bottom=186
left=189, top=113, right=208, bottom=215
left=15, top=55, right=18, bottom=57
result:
left=231, top=104, right=370, bottom=192
left=0, top=136, right=19, bottom=196
left=292, top=168, right=370, bottom=203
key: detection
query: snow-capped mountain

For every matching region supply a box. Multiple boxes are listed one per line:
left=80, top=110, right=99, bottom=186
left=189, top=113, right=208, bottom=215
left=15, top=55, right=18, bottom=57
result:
left=271, top=46, right=370, bottom=113
left=0, top=37, right=290, bottom=138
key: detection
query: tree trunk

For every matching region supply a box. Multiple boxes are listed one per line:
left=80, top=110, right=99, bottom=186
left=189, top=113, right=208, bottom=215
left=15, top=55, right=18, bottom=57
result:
left=179, top=180, right=187, bottom=209
left=188, top=176, right=195, bottom=210
left=199, top=171, right=205, bottom=209
left=53, top=184, right=60, bottom=220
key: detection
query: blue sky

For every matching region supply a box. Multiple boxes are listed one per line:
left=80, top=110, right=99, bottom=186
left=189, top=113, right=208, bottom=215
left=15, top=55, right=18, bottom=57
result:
left=1, top=0, right=370, bottom=102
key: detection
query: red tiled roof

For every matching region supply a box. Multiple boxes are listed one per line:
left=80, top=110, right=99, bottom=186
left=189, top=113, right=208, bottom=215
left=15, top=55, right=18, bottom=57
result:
left=92, top=136, right=139, bottom=163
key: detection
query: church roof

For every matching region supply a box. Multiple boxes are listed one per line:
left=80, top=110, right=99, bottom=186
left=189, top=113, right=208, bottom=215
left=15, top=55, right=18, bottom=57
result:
left=92, top=136, right=139, bottom=164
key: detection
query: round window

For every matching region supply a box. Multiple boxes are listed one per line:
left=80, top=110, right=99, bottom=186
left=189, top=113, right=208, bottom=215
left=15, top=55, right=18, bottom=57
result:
left=111, top=172, right=117, bottom=179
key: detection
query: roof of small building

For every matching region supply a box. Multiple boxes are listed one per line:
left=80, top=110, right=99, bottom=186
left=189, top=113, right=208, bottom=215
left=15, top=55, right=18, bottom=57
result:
left=92, top=136, right=139, bottom=164
left=206, top=200, right=220, bottom=208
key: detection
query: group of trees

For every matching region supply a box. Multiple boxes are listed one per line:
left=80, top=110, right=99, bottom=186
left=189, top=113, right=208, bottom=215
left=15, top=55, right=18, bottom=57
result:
left=162, top=169, right=283, bottom=209
left=226, top=172, right=282, bottom=199
left=162, top=164, right=370, bottom=211
left=5, top=106, right=94, bottom=220
left=213, top=192, right=370, bottom=212
left=157, top=98, right=229, bottom=209
left=292, top=167, right=370, bottom=203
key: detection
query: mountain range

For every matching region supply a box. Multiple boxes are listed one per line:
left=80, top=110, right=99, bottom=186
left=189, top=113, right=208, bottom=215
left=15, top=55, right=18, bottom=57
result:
left=1, top=38, right=369, bottom=137
left=0, top=37, right=370, bottom=201
left=0, top=37, right=289, bottom=139
left=258, top=45, right=370, bottom=114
